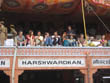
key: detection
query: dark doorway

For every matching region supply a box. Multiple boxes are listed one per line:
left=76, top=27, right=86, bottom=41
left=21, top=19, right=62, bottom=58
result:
left=0, top=71, right=10, bottom=83
left=94, top=69, right=110, bottom=83
left=19, top=70, right=84, bottom=83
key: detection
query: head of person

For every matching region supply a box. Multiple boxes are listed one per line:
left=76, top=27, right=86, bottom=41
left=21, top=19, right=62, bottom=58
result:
left=70, top=35, right=73, bottom=39
left=68, top=26, right=72, bottom=31
left=86, top=35, right=90, bottom=40
left=54, top=31, right=58, bottom=36
left=19, top=31, right=23, bottom=36
left=0, top=21, right=4, bottom=27
left=63, top=32, right=67, bottom=36
left=101, top=35, right=105, bottom=40
left=10, top=24, right=15, bottom=28
left=29, top=30, right=33, bottom=36
left=37, top=31, right=41, bottom=36
left=90, top=36, right=94, bottom=41
left=45, top=32, right=49, bottom=37
left=80, top=34, right=84, bottom=38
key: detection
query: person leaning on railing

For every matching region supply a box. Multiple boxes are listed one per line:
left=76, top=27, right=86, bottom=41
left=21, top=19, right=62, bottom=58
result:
left=34, top=31, right=44, bottom=46
left=26, top=30, right=35, bottom=46
left=68, top=35, right=78, bottom=46
left=16, top=30, right=26, bottom=46
left=100, top=35, right=108, bottom=47
left=62, top=32, right=69, bottom=46
left=44, top=32, right=52, bottom=46
left=51, top=31, right=61, bottom=46
left=77, top=34, right=85, bottom=47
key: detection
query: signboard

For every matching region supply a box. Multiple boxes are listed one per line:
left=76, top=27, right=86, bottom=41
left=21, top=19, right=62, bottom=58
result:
left=0, top=59, right=10, bottom=68
left=18, top=58, right=85, bottom=68
left=92, top=58, right=110, bottom=66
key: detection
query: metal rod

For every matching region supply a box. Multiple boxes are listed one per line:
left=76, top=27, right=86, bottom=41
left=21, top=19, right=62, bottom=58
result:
left=12, top=47, right=17, bottom=83
left=81, top=0, right=87, bottom=40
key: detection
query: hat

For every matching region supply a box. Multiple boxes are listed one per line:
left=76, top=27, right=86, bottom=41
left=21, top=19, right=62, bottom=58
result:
left=0, top=21, right=4, bottom=24
left=10, top=24, right=15, bottom=28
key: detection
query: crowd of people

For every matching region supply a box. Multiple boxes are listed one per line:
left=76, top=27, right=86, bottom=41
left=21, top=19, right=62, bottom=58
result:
left=0, top=21, right=110, bottom=47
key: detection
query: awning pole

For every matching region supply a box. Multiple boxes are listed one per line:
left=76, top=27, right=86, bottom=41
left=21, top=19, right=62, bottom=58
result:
left=81, top=0, right=87, bottom=40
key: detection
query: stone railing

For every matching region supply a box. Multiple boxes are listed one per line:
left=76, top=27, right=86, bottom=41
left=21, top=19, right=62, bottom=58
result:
left=0, top=46, right=110, bottom=83
left=0, top=46, right=110, bottom=56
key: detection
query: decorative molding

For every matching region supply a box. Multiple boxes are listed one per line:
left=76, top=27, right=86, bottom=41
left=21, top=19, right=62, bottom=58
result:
left=4, top=71, right=11, bottom=76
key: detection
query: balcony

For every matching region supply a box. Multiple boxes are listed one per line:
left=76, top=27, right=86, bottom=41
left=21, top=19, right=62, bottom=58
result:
left=0, top=46, right=110, bottom=83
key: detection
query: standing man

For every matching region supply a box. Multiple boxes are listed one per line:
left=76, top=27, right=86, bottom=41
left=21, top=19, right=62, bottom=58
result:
left=67, top=26, right=76, bottom=38
left=10, top=24, right=17, bottom=46
left=35, top=31, right=44, bottom=46
left=0, top=21, right=7, bottom=46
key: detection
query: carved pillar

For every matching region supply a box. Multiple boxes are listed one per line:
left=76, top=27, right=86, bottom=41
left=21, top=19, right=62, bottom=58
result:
left=5, top=70, right=24, bottom=83
left=80, top=52, right=91, bottom=83
left=89, top=69, right=97, bottom=83
left=14, top=70, right=24, bottom=83
left=80, top=69, right=97, bottom=83
left=80, top=70, right=88, bottom=83
left=4, top=70, right=11, bottom=76
left=4, top=71, right=11, bottom=83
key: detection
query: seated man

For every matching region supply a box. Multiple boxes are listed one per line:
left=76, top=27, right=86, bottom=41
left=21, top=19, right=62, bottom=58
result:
left=44, top=32, right=52, bottom=46
left=51, top=31, right=61, bottom=46
left=16, top=31, right=26, bottom=46
left=68, top=35, right=77, bottom=46
left=35, top=31, right=44, bottom=46
left=77, top=34, right=85, bottom=47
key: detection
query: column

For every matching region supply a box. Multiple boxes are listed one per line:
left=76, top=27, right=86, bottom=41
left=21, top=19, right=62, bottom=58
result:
left=4, top=71, right=11, bottom=83
left=5, top=70, right=24, bottom=83
left=80, top=70, right=88, bottom=83
left=89, top=69, right=97, bottom=83
left=14, top=70, right=24, bottom=83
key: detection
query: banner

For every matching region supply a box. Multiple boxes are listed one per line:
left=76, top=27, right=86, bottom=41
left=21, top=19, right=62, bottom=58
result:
left=18, top=58, right=85, bottom=68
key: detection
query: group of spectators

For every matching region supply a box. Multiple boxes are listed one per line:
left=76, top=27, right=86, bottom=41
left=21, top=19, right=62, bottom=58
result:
left=0, top=21, right=110, bottom=47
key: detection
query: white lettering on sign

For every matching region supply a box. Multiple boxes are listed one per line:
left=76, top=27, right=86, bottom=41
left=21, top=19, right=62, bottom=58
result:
left=18, top=58, right=85, bottom=68
left=92, top=59, right=110, bottom=66
left=0, top=59, right=10, bottom=67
